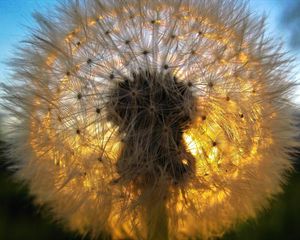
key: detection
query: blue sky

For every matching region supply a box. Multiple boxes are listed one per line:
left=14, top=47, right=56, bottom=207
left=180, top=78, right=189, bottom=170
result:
left=0, top=0, right=299, bottom=102
left=0, top=0, right=56, bottom=80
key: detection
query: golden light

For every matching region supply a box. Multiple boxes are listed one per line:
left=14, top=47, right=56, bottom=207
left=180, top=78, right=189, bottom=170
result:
left=2, top=0, right=298, bottom=240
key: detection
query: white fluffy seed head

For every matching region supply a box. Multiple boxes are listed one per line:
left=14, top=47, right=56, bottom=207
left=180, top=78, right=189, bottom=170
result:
left=1, top=0, right=299, bottom=239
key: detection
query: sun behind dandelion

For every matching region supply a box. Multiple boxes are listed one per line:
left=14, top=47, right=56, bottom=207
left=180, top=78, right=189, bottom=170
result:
left=1, top=0, right=298, bottom=239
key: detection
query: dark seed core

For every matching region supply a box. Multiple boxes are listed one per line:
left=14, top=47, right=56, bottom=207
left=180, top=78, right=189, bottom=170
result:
left=108, top=70, right=196, bottom=185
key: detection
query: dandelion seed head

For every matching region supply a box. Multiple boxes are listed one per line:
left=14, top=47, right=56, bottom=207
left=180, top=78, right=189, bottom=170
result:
left=2, top=0, right=298, bottom=239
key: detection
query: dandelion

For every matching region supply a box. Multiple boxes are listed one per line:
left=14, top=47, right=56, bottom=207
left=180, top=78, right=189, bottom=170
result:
left=1, top=0, right=298, bottom=239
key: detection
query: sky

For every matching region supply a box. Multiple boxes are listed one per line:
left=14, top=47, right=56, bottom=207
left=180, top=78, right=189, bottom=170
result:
left=0, top=0, right=299, bottom=103
left=0, top=0, right=56, bottom=82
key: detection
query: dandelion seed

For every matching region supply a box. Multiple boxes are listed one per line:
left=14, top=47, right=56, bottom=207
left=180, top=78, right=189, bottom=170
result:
left=87, top=58, right=93, bottom=65
left=142, top=50, right=150, bottom=55
left=1, top=0, right=298, bottom=240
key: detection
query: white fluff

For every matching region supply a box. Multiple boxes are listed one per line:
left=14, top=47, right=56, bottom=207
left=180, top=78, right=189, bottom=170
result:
left=1, top=0, right=298, bottom=239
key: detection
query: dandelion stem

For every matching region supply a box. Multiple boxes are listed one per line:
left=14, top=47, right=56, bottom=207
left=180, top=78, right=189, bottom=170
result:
left=146, top=196, right=169, bottom=240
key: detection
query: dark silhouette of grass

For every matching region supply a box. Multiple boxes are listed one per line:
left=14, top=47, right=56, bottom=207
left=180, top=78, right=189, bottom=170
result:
left=0, top=140, right=85, bottom=240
